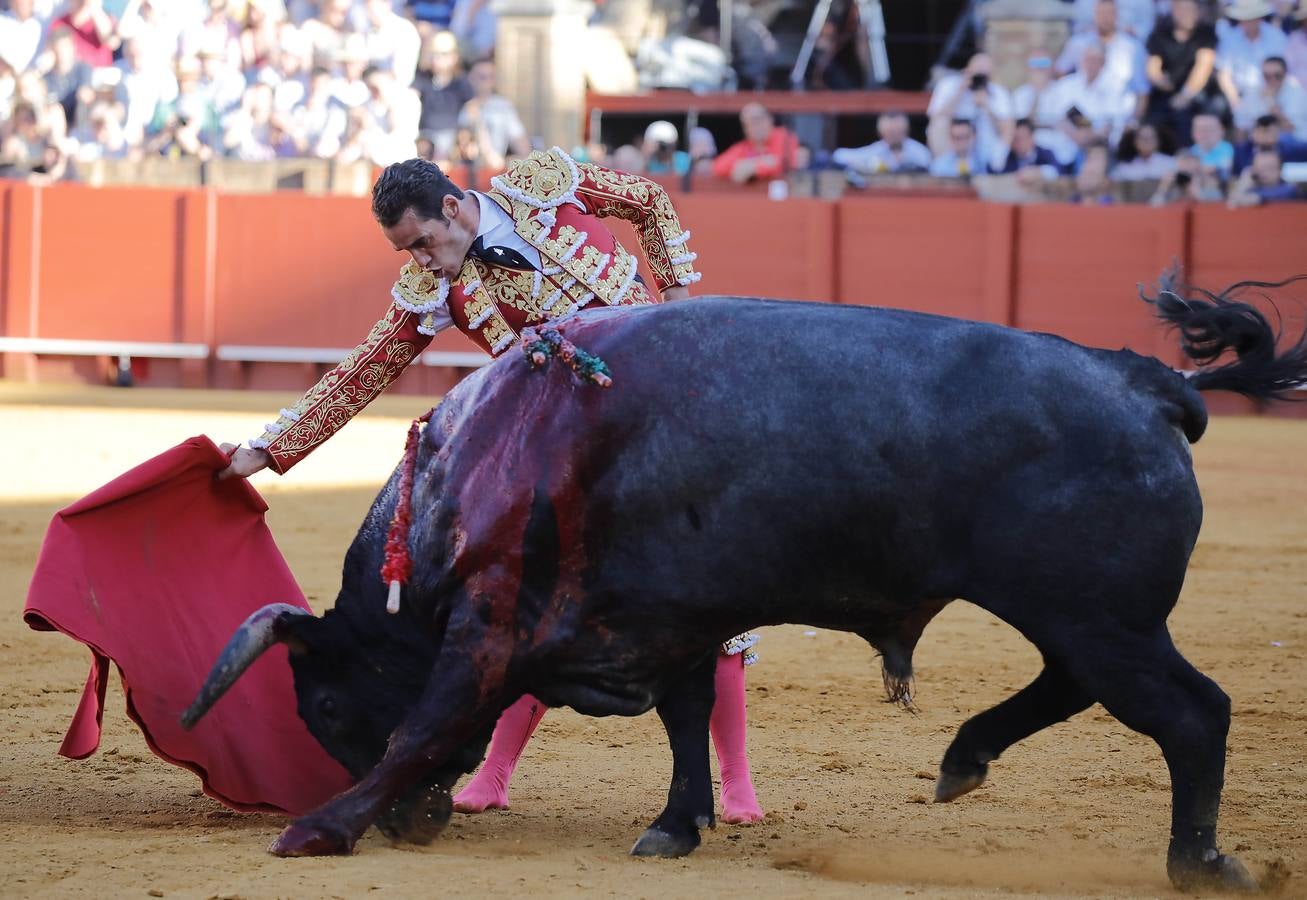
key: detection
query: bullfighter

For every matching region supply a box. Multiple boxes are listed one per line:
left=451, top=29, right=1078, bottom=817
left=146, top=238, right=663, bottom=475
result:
left=217, top=148, right=764, bottom=825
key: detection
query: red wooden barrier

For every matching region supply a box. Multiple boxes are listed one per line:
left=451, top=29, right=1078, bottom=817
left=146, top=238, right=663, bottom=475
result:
left=836, top=198, right=1015, bottom=323
left=1013, top=204, right=1189, bottom=365
left=1188, top=205, right=1307, bottom=300
left=37, top=184, right=189, bottom=343
left=3, top=182, right=1305, bottom=411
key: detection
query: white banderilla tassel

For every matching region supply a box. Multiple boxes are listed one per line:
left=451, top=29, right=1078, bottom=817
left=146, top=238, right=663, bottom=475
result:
left=387, top=580, right=402, bottom=614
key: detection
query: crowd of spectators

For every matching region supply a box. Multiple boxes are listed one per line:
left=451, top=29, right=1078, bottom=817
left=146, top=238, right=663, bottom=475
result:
left=0, top=0, right=537, bottom=181
left=821, top=0, right=1307, bottom=205
left=1, top=0, right=1305, bottom=206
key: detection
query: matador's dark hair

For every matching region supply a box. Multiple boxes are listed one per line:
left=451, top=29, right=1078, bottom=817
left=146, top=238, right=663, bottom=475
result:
left=371, top=158, right=465, bottom=228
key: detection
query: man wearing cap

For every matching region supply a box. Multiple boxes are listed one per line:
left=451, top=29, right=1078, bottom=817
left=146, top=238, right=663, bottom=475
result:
left=642, top=119, right=691, bottom=175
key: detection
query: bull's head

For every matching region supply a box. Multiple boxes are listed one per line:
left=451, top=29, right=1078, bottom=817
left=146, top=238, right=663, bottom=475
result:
left=181, top=599, right=473, bottom=842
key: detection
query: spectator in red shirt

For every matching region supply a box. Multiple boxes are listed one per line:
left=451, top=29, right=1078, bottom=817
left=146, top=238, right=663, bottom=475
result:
left=711, top=102, right=800, bottom=183
left=49, top=0, right=119, bottom=68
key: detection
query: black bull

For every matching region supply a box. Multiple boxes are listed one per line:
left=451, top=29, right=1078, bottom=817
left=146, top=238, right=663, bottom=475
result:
left=185, top=278, right=1307, bottom=891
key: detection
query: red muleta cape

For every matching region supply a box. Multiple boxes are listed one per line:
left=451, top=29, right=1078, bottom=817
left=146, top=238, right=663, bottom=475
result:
left=23, top=436, right=351, bottom=815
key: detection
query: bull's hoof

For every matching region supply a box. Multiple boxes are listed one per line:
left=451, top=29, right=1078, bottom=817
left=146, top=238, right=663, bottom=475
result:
left=934, top=763, right=987, bottom=803
left=269, top=820, right=355, bottom=857
left=376, top=786, right=453, bottom=845
left=1168, top=852, right=1260, bottom=893
left=629, top=825, right=700, bottom=858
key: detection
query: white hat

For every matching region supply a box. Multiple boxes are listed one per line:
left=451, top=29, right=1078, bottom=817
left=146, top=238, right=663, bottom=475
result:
left=644, top=120, right=678, bottom=145
left=1224, top=0, right=1272, bottom=21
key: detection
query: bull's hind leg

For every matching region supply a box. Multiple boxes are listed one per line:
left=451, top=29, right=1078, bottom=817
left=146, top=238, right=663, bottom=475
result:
left=935, top=658, right=1090, bottom=802
left=1053, top=627, right=1257, bottom=893
left=631, top=653, right=717, bottom=858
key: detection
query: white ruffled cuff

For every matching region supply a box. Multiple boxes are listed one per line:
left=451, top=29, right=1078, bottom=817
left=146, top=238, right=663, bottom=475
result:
left=722, top=631, right=760, bottom=664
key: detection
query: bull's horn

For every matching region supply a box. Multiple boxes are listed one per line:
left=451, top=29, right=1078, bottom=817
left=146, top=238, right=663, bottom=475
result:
left=180, top=603, right=311, bottom=730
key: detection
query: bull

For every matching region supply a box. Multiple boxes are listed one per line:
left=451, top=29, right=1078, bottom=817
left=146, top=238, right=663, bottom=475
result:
left=184, top=274, right=1307, bottom=892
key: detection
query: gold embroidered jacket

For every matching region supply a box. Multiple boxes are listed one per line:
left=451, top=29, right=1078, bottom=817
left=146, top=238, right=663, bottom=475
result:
left=251, top=147, right=700, bottom=474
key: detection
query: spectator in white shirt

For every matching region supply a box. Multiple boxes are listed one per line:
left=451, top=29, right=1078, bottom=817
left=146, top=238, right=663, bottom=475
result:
left=929, top=117, right=987, bottom=177
left=363, top=0, right=421, bottom=87
left=1054, top=42, right=1138, bottom=147
left=1234, top=55, right=1307, bottom=138
left=287, top=65, right=346, bottom=157
left=116, top=0, right=186, bottom=79
left=0, top=0, right=43, bottom=74
left=271, top=26, right=312, bottom=113
left=927, top=52, right=1014, bottom=163
left=1287, top=8, right=1307, bottom=86
left=331, top=33, right=371, bottom=107
left=1012, top=52, right=1084, bottom=164
left=1057, top=0, right=1150, bottom=101
left=114, top=35, right=177, bottom=146
left=180, top=0, right=241, bottom=72
left=359, top=65, right=420, bottom=164
left=831, top=111, right=933, bottom=174
left=458, top=58, right=529, bottom=169
left=1216, top=0, right=1288, bottom=111
left=196, top=34, right=246, bottom=117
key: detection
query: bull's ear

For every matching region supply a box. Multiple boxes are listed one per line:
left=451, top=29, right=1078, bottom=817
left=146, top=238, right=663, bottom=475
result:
left=276, top=612, right=314, bottom=656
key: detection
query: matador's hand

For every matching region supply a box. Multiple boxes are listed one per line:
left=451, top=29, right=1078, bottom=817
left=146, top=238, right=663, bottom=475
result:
left=217, top=443, right=272, bottom=480
left=663, top=286, right=690, bottom=301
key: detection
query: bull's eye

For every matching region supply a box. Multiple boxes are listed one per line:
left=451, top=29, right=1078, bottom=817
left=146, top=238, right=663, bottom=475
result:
left=318, top=696, right=338, bottom=719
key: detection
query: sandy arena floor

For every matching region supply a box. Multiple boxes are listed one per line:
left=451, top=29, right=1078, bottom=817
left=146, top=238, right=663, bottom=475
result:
left=0, top=383, right=1303, bottom=899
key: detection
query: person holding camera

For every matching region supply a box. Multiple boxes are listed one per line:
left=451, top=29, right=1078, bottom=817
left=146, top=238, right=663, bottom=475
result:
left=641, top=119, right=691, bottom=176
left=1149, top=147, right=1227, bottom=205
left=927, top=52, right=1014, bottom=167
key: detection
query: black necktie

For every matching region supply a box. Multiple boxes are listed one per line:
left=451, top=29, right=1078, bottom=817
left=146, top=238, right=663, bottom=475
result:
left=468, top=235, right=533, bottom=271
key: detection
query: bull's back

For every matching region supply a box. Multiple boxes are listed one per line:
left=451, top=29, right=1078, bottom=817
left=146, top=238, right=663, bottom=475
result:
left=440, top=297, right=1199, bottom=624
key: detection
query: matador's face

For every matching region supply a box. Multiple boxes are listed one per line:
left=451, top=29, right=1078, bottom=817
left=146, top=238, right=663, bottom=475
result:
left=382, top=199, right=476, bottom=282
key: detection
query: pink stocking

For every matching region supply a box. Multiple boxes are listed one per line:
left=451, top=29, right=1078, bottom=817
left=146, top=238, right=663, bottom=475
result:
left=452, top=694, right=548, bottom=813
left=711, top=652, right=764, bottom=824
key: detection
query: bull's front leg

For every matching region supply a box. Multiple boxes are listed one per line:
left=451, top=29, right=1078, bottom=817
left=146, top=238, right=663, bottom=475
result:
left=272, top=609, right=514, bottom=857
left=631, top=652, right=717, bottom=858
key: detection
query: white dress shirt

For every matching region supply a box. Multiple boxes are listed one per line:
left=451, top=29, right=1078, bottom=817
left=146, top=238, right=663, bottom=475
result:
left=1234, top=78, right=1307, bottom=138
left=1218, top=23, right=1289, bottom=100
left=832, top=138, right=933, bottom=174
left=1052, top=70, right=1137, bottom=144
left=1057, top=30, right=1150, bottom=95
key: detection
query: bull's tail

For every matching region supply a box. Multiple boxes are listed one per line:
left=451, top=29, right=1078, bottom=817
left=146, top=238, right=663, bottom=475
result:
left=1141, top=269, right=1307, bottom=402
